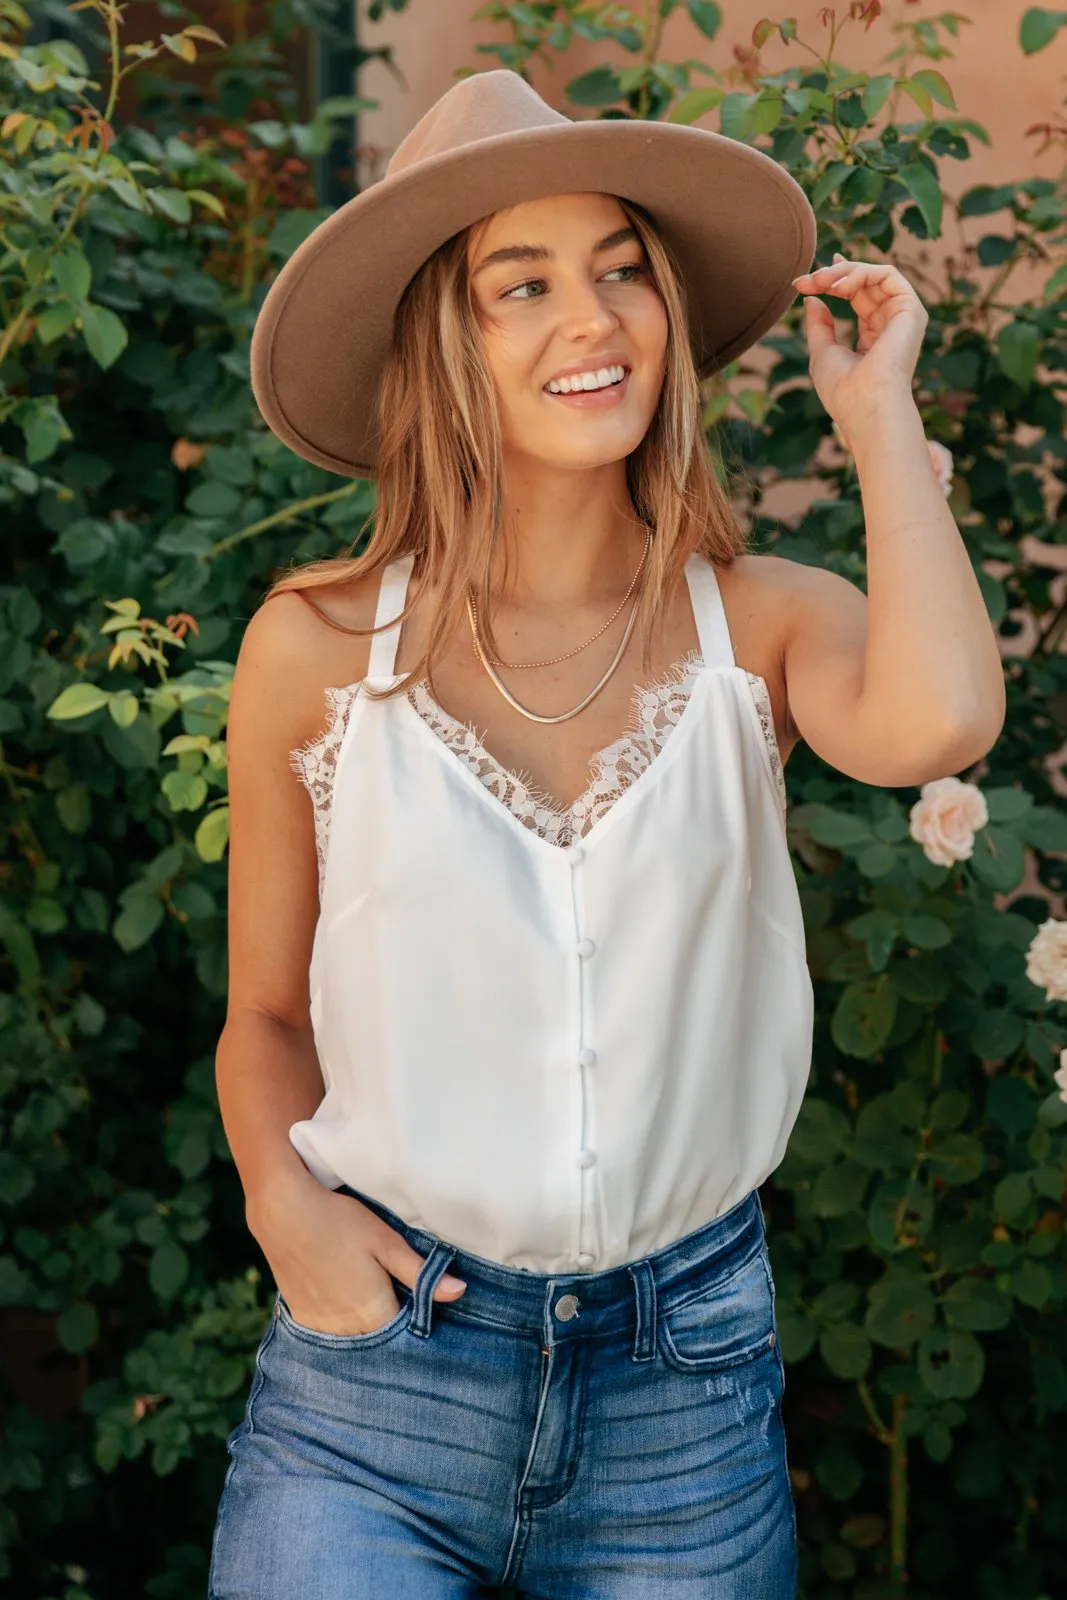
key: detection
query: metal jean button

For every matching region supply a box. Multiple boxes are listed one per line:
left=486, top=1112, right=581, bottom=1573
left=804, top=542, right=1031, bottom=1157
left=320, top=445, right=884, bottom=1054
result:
left=554, top=1293, right=580, bottom=1321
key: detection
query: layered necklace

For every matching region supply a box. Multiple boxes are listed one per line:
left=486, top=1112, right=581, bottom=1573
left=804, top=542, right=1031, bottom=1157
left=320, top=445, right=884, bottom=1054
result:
left=465, top=529, right=653, bottom=726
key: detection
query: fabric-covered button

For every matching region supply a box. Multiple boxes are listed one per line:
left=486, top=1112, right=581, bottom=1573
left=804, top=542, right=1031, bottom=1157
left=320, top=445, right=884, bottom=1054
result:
left=554, top=1293, right=580, bottom=1321
left=578, top=1047, right=597, bottom=1067
left=577, top=1253, right=596, bottom=1269
left=577, top=1148, right=597, bottom=1168
left=564, top=844, right=585, bottom=865
left=576, top=938, right=596, bottom=958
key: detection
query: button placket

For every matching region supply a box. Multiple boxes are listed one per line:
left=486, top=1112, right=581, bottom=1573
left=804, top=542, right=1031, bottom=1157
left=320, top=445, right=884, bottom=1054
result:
left=566, top=840, right=599, bottom=1270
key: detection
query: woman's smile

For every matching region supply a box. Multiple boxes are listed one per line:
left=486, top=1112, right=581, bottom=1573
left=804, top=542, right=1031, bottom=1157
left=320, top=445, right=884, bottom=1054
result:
left=542, top=365, right=632, bottom=409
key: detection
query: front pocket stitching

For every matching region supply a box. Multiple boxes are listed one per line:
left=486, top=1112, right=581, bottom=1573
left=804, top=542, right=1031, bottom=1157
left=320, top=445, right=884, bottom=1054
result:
left=659, top=1318, right=776, bottom=1372
left=275, top=1293, right=414, bottom=1349
left=661, top=1235, right=764, bottom=1318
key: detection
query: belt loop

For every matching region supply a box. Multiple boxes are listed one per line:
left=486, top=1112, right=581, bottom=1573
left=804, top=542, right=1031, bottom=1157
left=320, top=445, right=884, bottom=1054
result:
left=409, top=1240, right=458, bottom=1339
left=628, top=1260, right=657, bottom=1363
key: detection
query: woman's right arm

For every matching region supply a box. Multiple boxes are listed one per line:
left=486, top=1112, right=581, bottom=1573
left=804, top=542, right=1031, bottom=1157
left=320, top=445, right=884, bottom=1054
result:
left=216, top=588, right=467, bottom=1334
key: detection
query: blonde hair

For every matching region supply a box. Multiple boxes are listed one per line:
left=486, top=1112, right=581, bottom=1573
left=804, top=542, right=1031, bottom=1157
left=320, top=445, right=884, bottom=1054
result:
left=267, top=196, right=750, bottom=694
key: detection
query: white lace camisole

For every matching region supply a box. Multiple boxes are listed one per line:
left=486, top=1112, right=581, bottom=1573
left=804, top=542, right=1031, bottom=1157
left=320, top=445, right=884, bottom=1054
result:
left=295, top=654, right=788, bottom=884
left=287, top=550, right=814, bottom=1273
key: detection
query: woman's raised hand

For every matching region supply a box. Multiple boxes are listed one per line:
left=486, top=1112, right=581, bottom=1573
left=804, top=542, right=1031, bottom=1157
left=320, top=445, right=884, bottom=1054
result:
left=792, top=250, right=929, bottom=442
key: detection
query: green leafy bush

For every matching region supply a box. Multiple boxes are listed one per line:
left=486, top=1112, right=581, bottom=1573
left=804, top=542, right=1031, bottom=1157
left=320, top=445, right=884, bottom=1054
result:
left=2, top=1, right=1067, bottom=1595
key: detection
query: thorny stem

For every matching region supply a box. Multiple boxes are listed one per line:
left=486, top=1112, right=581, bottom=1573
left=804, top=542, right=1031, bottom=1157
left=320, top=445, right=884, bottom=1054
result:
left=202, top=481, right=363, bottom=557
left=890, top=1393, right=909, bottom=1584
left=857, top=1378, right=891, bottom=1444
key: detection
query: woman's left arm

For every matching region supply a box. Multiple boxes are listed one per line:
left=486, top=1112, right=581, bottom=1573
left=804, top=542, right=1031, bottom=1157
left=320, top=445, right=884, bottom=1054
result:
left=781, top=253, right=1006, bottom=787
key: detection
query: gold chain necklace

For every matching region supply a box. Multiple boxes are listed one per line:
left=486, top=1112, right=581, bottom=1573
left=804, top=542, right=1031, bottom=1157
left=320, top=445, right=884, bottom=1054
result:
left=478, top=530, right=652, bottom=668
left=465, top=530, right=653, bottom=726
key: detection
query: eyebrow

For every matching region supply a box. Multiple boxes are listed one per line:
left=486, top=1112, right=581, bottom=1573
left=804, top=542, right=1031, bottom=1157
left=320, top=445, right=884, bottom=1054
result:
left=470, top=225, right=640, bottom=279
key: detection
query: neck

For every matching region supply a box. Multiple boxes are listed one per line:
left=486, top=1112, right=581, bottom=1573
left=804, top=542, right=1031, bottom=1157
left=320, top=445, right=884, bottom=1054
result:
left=488, top=456, right=648, bottom=608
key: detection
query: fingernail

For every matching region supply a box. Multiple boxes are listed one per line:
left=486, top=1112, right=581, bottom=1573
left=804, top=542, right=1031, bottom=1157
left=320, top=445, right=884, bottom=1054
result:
left=440, top=1274, right=467, bottom=1292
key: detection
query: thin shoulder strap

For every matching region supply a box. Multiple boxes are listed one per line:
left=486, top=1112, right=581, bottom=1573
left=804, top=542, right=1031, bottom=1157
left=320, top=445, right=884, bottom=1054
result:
left=367, top=551, right=416, bottom=678
left=684, top=552, right=736, bottom=669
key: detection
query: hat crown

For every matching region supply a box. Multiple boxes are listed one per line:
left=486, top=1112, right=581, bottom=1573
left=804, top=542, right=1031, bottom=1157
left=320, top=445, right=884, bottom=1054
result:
left=387, top=70, right=570, bottom=179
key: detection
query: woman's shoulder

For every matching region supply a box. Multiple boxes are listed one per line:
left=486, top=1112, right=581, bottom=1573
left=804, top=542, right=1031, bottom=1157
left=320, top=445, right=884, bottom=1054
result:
left=232, top=567, right=390, bottom=757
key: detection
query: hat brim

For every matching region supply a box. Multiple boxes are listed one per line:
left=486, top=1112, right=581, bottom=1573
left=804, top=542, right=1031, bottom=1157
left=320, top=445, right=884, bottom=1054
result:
left=250, top=119, right=817, bottom=479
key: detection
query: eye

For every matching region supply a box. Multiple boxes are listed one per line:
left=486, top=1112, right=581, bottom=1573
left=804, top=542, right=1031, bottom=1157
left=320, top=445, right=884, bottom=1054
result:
left=499, top=261, right=651, bottom=301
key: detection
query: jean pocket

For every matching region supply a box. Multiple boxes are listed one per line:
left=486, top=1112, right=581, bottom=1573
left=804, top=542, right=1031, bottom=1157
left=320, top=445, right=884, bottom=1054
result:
left=273, top=1286, right=414, bottom=1350
left=659, top=1243, right=778, bottom=1373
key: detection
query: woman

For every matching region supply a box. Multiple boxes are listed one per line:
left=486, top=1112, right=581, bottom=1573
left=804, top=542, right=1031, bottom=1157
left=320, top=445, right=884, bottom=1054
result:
left=208, top=70, right=1004, bottom=1598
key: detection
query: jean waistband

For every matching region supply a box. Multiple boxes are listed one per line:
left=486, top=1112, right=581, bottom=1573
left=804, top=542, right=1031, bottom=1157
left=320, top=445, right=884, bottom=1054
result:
left=338, top=1185, right=766, bottom=1356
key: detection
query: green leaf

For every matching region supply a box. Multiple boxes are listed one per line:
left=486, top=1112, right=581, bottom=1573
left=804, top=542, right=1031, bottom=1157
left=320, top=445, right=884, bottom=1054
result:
left=113, top=895, right=164, bottom=953
left=865, top=1273, right=937, bottom=1347
left=910, top=69, right=956, bottom=109
left=986, top=1076, right=1037, bottom=1136
left=786, top=1097, right=852, bottom=1163
left=898, top=161, right=943, bottom=240
left=993, top=1172, right=1033, bottom=1222
left=943, top=1277, right=1012, bottom=1332
left=55, top=783, right=91, bottom=834
left=970, top=1007, right=1024, bottom=1061
left=856, top=842, right=897, bottom=878
left=186, top=481, right=242, bottom=519
left=35, top=302, right=78, bottom=349
left=565, top=67, right=623, bottom=107
left=148, top=187, right=192, bottom=225
left=996, top=320, right=1039, bottom=390
left=80, top=304, right=129, bottom=370
left=811, top=1282, right=861, bottom=1323
left=819, top=1321, right=872, bottom=1379
left=811, top=1161, right=869, bottom=1218
left=47, top=682, right=111, bottom=720
left=50, top=247, right=92, bottom=305
left=832, top=981, right=897, bottom=1059
left=56, top=1301, right=99, bottom=1354
left=103, top=712, right=161, bottom=771
left=903, top=914, right=952, bottom=949
left=195, top=805, right=230, bottom=863
left=862, top=75, right=894, bottom=119
left=890, top=953, right=951, bottom=1005
left=1020, top=7, right=1067, bottom=54
left=968, top=825, right=1026, bottom=892
left=108, top=691, right=139, bottom=728
left=775, top=1304, right=817, bottom=1362
left=929, top=1091, right=969, bottom=1131
left=925, top=1132, right=984, bottom=1187
left=1019, top=805, right=1067, bottom=851
left=686, top=0, right=722, bottom=39
left=807, top=808, right=872, bottom=849
left=149, top=1240, right=189, bottom=1300
left=162, top=769, right=209, bottom=812
left=923, top=1421, right=954, bottom=1462
left=983, top=786, right=1034, bottom=823
left=1011, top=1259, right=1051, bottom=1309
left=668, top=87, right=724, bottom=124
left=918, top=1326, right=985, bottom=1398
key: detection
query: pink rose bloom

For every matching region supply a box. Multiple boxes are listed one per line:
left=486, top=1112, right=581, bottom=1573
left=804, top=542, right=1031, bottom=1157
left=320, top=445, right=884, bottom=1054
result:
left=1026, top=920, right=1067, bottom=1005
left=908, top=776, right=989, bottom=866
left=926, top=439, right=954, bottom=497
left=1055, top=1048, right=1067, bottom=1104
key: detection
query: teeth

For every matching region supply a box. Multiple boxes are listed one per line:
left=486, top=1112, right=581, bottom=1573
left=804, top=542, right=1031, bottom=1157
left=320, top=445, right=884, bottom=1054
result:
left=547, top=364, right=626, bottom=395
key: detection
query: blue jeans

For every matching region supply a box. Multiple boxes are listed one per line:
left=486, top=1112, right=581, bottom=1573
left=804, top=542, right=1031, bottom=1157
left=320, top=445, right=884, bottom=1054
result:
left=209, top=1186, right=797, bottom=1598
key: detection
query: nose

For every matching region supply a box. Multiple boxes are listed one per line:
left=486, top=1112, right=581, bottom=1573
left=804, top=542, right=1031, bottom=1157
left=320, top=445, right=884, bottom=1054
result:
left=556, top=277, right=621, bottom=342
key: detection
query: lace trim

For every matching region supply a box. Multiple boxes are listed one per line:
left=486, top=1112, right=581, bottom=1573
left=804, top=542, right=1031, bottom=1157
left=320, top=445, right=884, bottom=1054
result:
left=290, top=683, right=362, bottom=886
left=291, top=660, right=787, bottom=890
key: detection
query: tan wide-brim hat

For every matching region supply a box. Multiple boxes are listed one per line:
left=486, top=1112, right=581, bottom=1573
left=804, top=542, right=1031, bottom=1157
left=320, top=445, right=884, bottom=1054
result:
left=250, top=69, right=817, bottom=479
